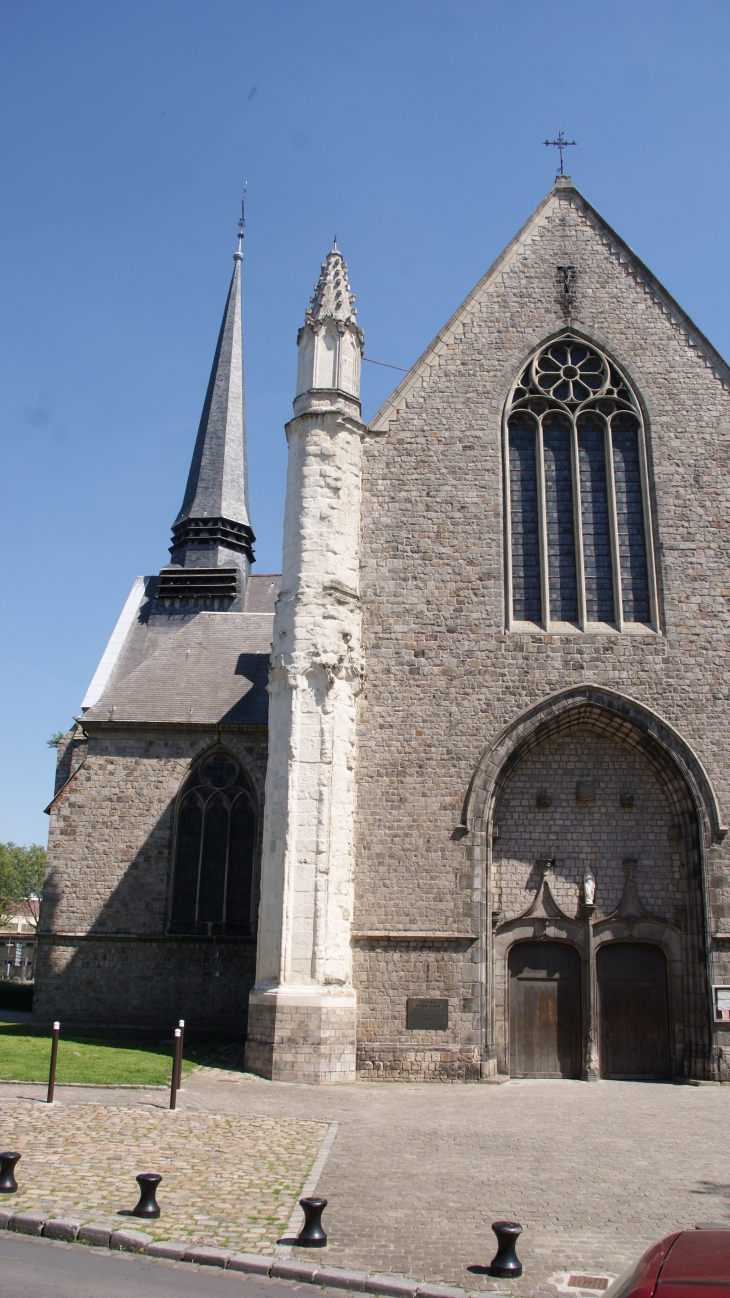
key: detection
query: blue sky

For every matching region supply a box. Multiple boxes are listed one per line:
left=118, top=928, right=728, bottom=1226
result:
left=1, top=0, right=729, bottom=845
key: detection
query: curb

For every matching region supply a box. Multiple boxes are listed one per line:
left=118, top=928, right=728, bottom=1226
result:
left=0, top=1080, right=168, bottom=1090
left=0, top=1213, right=495, bottom=1298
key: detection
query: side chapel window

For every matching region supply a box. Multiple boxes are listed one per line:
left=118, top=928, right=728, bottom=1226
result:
left=504, top=336, right=658, bottom=631
left=169, top=751, right=256, bottom=936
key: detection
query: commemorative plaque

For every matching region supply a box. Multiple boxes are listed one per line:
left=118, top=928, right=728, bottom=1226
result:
left=406, top=998, right=449, bottom=1030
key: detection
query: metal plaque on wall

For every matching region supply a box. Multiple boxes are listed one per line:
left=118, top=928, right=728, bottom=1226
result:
left=406, top=998, right=449, bottom=1030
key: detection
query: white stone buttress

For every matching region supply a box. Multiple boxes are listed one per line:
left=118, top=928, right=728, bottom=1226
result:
left=245, top=248, right=365, bottom=1083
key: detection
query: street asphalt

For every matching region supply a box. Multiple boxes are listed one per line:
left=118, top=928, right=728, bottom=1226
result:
left=0, top=1232, right=322, bottom=1298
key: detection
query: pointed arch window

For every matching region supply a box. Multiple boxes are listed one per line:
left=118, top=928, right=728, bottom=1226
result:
left=168, top=751, right=257, bottom=936
left=504, top=336, right=658, bottom=631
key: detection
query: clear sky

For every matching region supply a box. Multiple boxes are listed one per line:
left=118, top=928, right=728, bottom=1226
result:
left=1, top=0, right=729, bottom=846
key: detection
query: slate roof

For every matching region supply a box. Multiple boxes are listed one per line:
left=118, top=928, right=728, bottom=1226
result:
left=83, top=573, right=279, bottom=727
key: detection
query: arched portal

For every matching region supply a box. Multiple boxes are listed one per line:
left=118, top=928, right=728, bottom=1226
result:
left=466, top=687, right=718, bottom=1080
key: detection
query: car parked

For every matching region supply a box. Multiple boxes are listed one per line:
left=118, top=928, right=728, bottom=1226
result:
left=605, top=1227, right=730, bottom=1298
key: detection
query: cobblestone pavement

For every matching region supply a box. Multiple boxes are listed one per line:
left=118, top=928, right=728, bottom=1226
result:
left=2, top=1072, right=730, bottom=1295
left=0, top=1096, right=327, bottom=1254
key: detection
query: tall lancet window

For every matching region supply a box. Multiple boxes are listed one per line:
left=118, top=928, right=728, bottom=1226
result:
left=504, top=336, right=657, bottom=631
left=168, top=750, right=257, bottom=936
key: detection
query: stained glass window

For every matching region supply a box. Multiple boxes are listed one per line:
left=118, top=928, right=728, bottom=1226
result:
left=505, top=337, right=654, bottom=630
left=169, top=751, right=257, bottom=935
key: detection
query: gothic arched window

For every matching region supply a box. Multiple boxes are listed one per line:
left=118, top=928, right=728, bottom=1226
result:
left=504, top=336, right=657, bottom=631
left=168, top=751, right=257, bottom=936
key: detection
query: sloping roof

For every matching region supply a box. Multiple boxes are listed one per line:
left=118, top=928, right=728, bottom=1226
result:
left=83, top=611, right=273, bottom=725
left=370, top=176, right=730, bottom=434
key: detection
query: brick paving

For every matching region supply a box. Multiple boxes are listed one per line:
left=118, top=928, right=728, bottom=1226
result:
left=2, top=1073, right=730, bottom=1295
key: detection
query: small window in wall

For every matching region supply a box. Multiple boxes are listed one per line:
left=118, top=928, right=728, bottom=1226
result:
left=504, top=336, right=658, bottom=632
left=168, top=751, right=257, bottom=936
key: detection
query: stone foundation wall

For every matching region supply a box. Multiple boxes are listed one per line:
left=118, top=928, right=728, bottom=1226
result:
left=245, top=994, right=357, bottom=1083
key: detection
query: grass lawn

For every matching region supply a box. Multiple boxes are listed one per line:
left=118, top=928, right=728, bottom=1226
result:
left=0, top=1023, right=207, bottom=1085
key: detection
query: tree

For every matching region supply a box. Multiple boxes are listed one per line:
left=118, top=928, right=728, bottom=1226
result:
left=0, top=842, right=46, bottom=930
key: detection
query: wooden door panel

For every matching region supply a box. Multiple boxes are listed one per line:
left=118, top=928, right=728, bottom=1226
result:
left=598, top=943, right=670, bottom=1080
left=509, top=942, right=581, bottom=1078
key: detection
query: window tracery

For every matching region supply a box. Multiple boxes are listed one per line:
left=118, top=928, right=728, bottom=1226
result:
left=168, top=750, right=257, bottom=936
left=504, top=336, right=657, bottom=631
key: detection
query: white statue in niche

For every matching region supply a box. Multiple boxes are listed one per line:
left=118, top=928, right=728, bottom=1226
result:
left=583, top=870, right=596, bottom=905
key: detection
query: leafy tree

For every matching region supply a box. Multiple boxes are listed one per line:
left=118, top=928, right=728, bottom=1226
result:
left=47, top=732, right=65, bottom=749
left=0, top=842, right=46, bottom=930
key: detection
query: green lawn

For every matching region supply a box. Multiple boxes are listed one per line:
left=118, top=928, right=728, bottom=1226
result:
left=0, top=1023, right=205, bottom=1085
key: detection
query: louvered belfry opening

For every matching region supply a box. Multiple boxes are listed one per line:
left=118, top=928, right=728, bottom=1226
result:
left=168, top=751, right=256, bottom=936
left=505, top=336, right=656, bottom=631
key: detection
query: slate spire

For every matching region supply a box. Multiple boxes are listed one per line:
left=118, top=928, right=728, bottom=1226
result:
left=169, top=237, right=255, bottom=574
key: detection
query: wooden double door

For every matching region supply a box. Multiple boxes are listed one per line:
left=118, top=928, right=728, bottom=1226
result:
left=508, top=940, right=671, bottom=1079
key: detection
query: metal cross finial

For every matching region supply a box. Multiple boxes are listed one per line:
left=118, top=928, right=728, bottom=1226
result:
left=237, top=181, right=247, bottom=253
left=544, top=131, right=577, bottom=175
left=333, top=234, right=337, bottom=250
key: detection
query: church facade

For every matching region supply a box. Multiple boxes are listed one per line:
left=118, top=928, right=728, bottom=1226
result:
left=36, top=175, right=730, bottom=1084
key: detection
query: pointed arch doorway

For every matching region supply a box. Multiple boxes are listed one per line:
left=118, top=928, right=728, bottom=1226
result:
left=508, top=941, right=582, bottom=1078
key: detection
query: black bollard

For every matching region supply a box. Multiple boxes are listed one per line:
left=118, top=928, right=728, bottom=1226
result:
left=489, top=1220, right=523, bottom=1278
left=175, top=1017, right=184, bottom=1090
left=296, top=1196, right=327, bottom=1247
left=47, top=1021, right=60, bottom=1104
left=170, top=1029, right=181, bottom=1110
left=132, top=1172, right=162, bottom=1218
left=0, top=1151, right=21, bottom=1194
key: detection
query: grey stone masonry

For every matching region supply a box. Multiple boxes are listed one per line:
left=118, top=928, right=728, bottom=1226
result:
left=354, top=175, right=730, bottom=1080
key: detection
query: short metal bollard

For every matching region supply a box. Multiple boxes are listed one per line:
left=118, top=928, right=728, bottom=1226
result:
left=489, top=1220, right=523, bottom=1278
left=0, top=1151, right=21, bottom=1194
left=175, top=1019, right=185, bottom=1090
left=132, top=1172, right=162, bottom=1218
left=47, top=1021, right=60, bottom=1104
left=170, top=1029, right=182, bottom=1110
left=296, top=1196, right=327, bottom=1247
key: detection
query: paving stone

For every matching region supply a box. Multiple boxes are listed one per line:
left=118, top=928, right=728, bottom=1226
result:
left=9, top=1212, right=45, bottom=1235
left=0, top=1209, right=13, bottom=1229
left=271, top=1259, right=322, bottom=1282
left=228, top=1253, right=276, bottom=1275
left=110, top=1228, right=153, bottom=1252
left=77, top=1222, right=112, bottom=1246
left=0, top=1098, right=327, bottom=1256
left=183, top=1244, right=232, bottom=1267
left=43, top=1217, right=83, bottom=1241
left=146, top=1240, right=187, bottom=1259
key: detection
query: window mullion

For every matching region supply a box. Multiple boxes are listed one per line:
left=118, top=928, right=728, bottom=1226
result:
left=194, top=794, right=205, bottom=925
left=503, top=412, right=514, bottom=630
left=637, top=415, right=659, bottom=629
left=604, top=421, right=624, bottom=631
left=536, top=418, right=550, bottom=630
left=570, top=414, right=587, bottom=631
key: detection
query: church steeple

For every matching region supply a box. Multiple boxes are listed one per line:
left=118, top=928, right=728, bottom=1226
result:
left=295, top=244, right=364, bottom=407
left=169, top=235, right=255, bottom=576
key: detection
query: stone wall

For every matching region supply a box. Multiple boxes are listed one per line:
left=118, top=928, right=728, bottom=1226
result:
left=354, top=182, right=730, bottom=1078
left=35, top=724, right=267, bottom=1036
